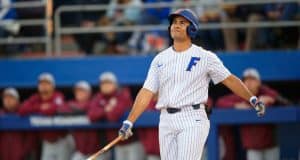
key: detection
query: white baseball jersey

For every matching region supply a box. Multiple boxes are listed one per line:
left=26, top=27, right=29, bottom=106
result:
left=143, top=44, right=231, bottom=109
left=143, top=44, right=231, bottom=160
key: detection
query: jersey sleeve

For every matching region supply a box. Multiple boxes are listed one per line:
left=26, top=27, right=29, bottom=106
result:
left=143, top=57, right=159, bottom=93
left=207, top=52, right=231, bottom=84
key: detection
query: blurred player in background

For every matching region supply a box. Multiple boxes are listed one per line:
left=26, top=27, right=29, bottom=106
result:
left=89, top=72, right=145, bottom=160
left=0, top=88, right=37, bottom=160
left=216, top=68, right=279, bottom=160
left=19, top=73, right=72, bottom=160
left=63, top=81, right=100, bottom=160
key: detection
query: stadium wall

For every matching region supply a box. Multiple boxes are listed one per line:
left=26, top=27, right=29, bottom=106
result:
left=0, top=51, right=300, bottom=87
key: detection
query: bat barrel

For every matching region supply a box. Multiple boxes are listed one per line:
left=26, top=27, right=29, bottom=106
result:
left=86, top=136, right=123, bottom=160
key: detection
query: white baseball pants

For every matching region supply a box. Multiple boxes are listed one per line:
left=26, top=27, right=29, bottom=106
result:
left=159, top=106, right=210, bottom=160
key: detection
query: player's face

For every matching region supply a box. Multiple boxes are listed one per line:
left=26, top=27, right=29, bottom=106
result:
left=170, top=16, right=190, bottom=41
left=74, top=88, right=90, bottom=102
left=38, top=80, right=54, bottom=95
left=3, top=95, right=19, bottom=111
left=100, top=81, right=117, bottom=95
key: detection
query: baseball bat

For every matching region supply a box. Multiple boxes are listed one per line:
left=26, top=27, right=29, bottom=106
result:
left=86, top=135, right=123, bottom=160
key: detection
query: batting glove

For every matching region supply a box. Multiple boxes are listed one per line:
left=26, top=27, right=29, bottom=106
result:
left=119, top=120, right=133, bottom=140
left=250, top=96, right=266, bottom=117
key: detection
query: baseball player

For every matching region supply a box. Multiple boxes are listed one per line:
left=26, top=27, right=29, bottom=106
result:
left=119, top=9, right=266, bottom=160
left=19, top=73, right=71, bottom=160
left=0, top=88, right=37, bottom=160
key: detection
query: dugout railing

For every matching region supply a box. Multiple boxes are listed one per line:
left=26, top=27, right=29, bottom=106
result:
left=0, top=0, right=53, bottom=56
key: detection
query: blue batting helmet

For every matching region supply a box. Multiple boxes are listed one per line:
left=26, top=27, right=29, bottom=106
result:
left=168, top=9, right=199, bottom=39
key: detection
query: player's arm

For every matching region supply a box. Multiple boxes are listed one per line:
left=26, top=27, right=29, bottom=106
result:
left=221, top=74, right=265, bottom=116
left=119, top=55, right=159, bottom=140
left=127, top=88, right=154, bottom=123
left=222, top=75, right=253, bottom=101
left=118, top=88, right=154, bottom=140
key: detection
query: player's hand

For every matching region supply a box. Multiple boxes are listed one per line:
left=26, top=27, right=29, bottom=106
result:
left=250, top=96, right=266, bottom=117
left=254, top=101, right=265, bottom=117
left=118, top=120, right=133, bottom=140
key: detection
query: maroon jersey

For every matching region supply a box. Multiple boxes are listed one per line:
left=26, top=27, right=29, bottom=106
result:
left=0, top=108, right=38, bottom=160
left=216, top=85, right=278, bottom=150
left=88, top=87, right=134, bottom=145
left=19, top=91, right=67, bottom=142
left=66, top=100, right=100, bottom=155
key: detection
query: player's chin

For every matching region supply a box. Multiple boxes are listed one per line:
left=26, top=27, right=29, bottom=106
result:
left=171, top=34, right=184, bottom=40
left=171, top=32, right=181, bottom=37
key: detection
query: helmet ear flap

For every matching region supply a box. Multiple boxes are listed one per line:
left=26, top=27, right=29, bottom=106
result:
left=187, top=24, right=197, bottom=39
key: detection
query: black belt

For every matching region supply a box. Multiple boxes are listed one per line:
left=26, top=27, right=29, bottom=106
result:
left=166, top=104, right=201, bottom=114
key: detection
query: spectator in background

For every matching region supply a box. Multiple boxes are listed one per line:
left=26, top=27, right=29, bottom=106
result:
left=127, top=0, right=171, bottom=54
left=0, top=88, right=37, bottom=160
left=0, top=0, right=20, bottom=55
left=72, top=0, right=110, bottom=54
left=0, top=0, right=19, bottom=37
left=216, top=68, right=279, bottom=160
left=100, top=0, right=142, bottom=54
left=89, top=72, right=145, bottom=160
left=195, top=0, right=224, bottom=51
left=138, top=95, right=160, bottom=160
left=106, top=0, right=141, bottom=27
left=265, top=3, right=298, bottom=23
left=131, top=29, right=169, bottom=54
left=263, top=3, right=299, bottom=49
left=141, top=0, right=172, bottom=24
left=19, top=73, right=72, bottom=160
left=221, top=4, right=265, bottom=51
left=14, top=0, right=44, bottom=37
left=63, top=81, right=101, bottom=160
